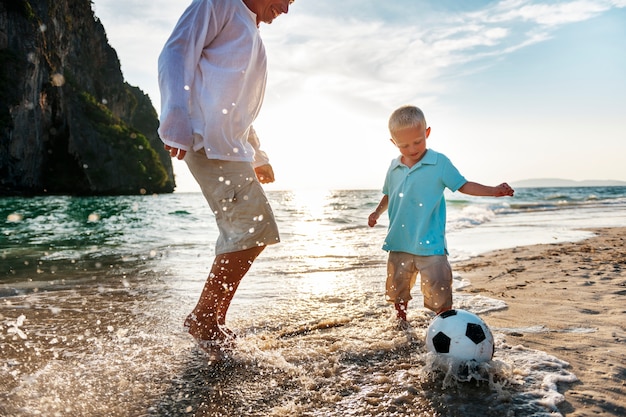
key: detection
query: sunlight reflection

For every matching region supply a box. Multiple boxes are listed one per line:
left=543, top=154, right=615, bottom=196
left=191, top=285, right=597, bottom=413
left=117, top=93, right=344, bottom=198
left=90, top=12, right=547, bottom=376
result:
left=275, top=189, right=354, bottom=295
left=300, top=271, right=341, bottom=297
left=289, top=188, right=332, bottom=220
left=281, top=188, right=333, bottom=257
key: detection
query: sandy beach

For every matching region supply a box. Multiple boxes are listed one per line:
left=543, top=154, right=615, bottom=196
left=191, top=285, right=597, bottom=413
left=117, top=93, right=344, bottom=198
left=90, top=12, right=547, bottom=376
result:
left=456, top=226, right=626, bottom=416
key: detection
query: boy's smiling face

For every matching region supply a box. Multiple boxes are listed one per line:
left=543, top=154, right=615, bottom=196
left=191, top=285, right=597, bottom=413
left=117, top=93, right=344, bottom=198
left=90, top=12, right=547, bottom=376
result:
left=391, top=124, right=431, bottom=167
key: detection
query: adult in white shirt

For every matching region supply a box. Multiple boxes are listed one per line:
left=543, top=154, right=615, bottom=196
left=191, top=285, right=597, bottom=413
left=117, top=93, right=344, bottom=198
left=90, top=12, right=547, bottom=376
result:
left=158, top=0, right=294, bottom=358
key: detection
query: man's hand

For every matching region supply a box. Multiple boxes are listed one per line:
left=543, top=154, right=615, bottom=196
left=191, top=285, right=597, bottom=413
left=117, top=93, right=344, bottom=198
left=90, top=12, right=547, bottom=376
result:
left=254, top=164, right=275, bottom=184
left=164, top=144, right=187, bottom=160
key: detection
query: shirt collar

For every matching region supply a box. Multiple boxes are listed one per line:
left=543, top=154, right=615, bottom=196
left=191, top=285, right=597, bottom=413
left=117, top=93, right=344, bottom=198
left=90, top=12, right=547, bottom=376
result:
left=241, top=0, right=259, bottom=26
left=391, top=149, right=437, bottom=169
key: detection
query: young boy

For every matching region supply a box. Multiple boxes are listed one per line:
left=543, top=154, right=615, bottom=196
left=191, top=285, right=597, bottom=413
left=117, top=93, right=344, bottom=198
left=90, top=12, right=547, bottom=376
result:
left=368, top=105, right=514, bottom=321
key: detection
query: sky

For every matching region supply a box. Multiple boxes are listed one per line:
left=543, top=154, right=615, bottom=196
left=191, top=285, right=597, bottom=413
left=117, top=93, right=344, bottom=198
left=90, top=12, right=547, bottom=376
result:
left=93, top=0, right=626, bottom=192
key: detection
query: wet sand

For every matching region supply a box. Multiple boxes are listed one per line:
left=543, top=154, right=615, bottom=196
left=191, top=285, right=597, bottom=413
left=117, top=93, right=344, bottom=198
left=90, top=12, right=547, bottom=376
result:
left=2, top=227, right=625, bottom=416
left=456, top=226, right=626, bottom=416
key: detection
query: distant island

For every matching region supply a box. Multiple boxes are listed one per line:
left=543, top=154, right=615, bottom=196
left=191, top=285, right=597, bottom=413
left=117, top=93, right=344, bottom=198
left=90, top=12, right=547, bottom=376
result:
left=511, top=178, right=626, bottom=188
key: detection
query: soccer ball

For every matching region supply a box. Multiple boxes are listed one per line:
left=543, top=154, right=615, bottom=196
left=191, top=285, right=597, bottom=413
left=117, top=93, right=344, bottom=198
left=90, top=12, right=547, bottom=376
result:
left=425, top=309, right=494, bottom=362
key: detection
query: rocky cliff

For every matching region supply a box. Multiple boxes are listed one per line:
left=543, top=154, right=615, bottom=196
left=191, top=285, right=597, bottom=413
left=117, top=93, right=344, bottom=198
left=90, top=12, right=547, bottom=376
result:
left=0, top=0, right=175, bottom=195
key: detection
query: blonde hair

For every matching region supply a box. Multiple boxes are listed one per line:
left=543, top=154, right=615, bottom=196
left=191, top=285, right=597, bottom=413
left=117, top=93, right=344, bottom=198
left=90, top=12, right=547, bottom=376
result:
left=388, top=105, right=427, bottom=137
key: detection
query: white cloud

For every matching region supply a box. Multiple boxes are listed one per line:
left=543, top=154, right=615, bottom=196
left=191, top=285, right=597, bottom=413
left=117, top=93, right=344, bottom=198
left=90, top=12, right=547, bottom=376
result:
left=473, top=0, right=615, bottom=26
left=95, top=0, right=624, bottom=112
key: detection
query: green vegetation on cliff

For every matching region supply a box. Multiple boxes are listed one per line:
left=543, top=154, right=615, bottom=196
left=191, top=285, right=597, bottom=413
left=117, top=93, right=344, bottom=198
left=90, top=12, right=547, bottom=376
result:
left=79, top=91, right=169, bottom=192
left=0, top=0, right=175, bottom=196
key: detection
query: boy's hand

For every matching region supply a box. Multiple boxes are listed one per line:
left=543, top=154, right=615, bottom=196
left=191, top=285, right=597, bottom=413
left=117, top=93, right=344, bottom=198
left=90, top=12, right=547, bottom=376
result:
left=368, top=212, right=379, bottom=227
left=495, top=182, right=515, bottom=197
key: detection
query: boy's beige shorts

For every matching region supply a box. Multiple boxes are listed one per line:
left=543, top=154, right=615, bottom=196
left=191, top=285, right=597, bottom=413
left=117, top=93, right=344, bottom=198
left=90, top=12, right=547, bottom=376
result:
left=386, top=252, right=453, bottom=312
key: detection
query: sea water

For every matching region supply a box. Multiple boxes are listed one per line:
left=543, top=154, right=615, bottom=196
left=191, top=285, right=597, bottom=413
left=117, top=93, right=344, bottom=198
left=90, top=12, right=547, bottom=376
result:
left=1, top=186, right=625, bottom=416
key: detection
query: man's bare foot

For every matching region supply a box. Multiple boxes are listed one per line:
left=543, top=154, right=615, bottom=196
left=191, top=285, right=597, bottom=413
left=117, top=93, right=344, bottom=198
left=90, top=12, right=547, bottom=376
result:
left=184, top=314, right=235, bottom=348
left=196, top=340, right=227, bottom=364
left=219, top=325, right=237, bottom=340
left=184, top=316, right=237, bottom=339
left=184, top=317, right=235, bottom=363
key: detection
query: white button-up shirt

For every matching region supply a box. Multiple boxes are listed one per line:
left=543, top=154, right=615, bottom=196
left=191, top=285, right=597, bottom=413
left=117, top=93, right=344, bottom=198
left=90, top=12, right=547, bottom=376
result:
left=158, top=0, right=269, bottom=166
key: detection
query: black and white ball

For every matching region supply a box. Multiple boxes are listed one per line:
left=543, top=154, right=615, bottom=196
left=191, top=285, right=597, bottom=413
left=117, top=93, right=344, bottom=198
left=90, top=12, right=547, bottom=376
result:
left=425, top=309, right=494, bottom=362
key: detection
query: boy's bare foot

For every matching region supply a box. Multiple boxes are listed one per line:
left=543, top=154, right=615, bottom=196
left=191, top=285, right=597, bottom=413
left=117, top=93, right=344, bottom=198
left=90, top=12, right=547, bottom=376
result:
left=394, top=302, right=408, bottom=321
left=435, top=306, right=452, bottom=315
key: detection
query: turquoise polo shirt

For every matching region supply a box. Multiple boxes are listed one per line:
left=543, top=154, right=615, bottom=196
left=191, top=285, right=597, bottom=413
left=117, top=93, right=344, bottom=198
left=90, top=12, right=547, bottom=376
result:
left=382, top=149, right=467, bottom=256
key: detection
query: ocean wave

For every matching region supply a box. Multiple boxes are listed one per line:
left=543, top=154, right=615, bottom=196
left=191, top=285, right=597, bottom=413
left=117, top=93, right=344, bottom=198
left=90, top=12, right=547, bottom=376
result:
left=448, top=205, right=496, bottom=231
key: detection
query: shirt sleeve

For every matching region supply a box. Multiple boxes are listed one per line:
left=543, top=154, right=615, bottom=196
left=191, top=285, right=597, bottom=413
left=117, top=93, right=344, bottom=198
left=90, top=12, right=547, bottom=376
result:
left=441, top=157, right=467, bottom=192
left=247, top=126, right=270, bottom=167
left=382, top=158, right=399, bottom=195
left=157, top=0, right=216, bottom=151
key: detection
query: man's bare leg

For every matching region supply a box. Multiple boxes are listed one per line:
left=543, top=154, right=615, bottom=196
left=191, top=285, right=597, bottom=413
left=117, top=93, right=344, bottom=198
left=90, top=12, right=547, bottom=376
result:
left=185, top=245, right=265, bottom=346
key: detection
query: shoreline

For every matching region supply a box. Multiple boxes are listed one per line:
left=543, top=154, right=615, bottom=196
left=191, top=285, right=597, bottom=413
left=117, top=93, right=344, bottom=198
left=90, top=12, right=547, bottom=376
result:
left=455, top=226, right=626, bottom=416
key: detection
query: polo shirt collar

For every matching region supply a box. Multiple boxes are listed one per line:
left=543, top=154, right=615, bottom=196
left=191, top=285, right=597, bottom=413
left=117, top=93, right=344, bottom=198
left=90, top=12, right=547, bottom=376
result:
left=391, top=149, right=437, bottom=169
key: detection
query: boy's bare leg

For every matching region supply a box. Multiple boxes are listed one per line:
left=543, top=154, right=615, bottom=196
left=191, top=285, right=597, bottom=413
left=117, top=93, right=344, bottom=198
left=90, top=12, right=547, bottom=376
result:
left=185, top=246, right=265, bottom=345
left=394, top=301, right=408, bottom=321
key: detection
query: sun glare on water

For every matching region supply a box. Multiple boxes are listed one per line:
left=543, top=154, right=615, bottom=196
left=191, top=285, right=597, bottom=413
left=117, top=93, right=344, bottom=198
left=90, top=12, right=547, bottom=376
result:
left=279, top=187, right=334, bottom=256
left=275, top=188, right=349, bottom=296
left=289, top=187, right=331, bottom=219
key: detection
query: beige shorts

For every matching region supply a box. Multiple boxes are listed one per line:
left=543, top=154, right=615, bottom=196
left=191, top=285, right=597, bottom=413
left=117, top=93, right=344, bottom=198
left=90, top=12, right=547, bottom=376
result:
left=185, top=150, right=280, bottom=255
left=386, top=251, right=453, bottom=313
